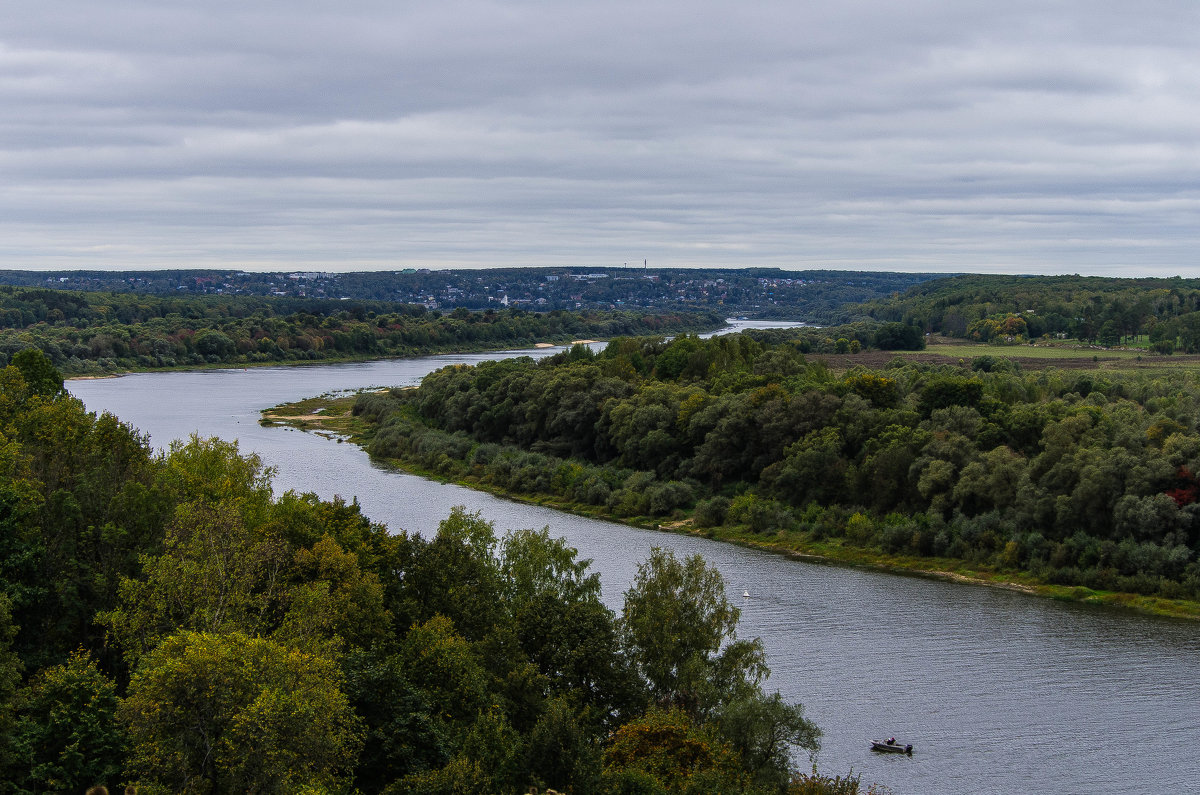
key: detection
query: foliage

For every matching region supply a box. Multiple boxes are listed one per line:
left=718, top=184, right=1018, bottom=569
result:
left=789, top=767, right=893, bottom=794
left=120, top=630, right=362, bottom=794
left=0, top=594, right=21, bottom=774
left=872, top=323, right=924, bottom=351
left=100, top=500, right=294, bottom=665
left=8, top=650, right=126, bottom=795
left=621, top=549, right=767, bottom=716
left=0, top=363, right=167, bottom=673
left=852, top=272, right=1200, bottom=352
left=0, top=284, right=725, bottom=375
left=0, top=353, right=842, bottom=793
left=10, top=349, right=63, bottom=397
left=618, top=550, right=819, bottom=791
left=602, top=708, right=747, bottom=793
left=353, top=328, right=1200, bottom=602
left=0, top=267, right=939, bottom=324
left=717, top=693, right=822, bottom=792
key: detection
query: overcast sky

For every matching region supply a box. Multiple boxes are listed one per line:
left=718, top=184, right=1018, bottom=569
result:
left=3, top=1, right=1200, bottom=275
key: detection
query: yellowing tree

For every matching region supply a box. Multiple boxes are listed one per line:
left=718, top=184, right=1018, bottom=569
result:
left=120, top=630, right=362, bottom=794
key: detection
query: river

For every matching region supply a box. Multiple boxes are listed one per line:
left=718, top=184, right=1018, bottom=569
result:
left=68, top=325, right=1200, bottom=794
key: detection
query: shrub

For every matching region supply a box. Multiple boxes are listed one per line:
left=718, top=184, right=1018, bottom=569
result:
left=694, top=496, right=731, bottom=528
left=844, top=512, right=875, bottom=546
left=469, top=442, right=502, bottom=468
left=646, top=481, right=695, bottom=516
left=609, top=472, right=657, bottom=517
left=571, top=474, right=612, bottom=505
left=728, top=494, right=791, bottom=533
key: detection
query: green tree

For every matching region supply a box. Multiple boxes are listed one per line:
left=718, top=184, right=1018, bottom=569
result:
left=158, top=435, right=274, bottom=514
left=192, top=330, right=236, bottom=359
left=620, top=548, right=766, bottom=717
left=856, top=425, right=931, bottom=513
left=763, top=427, right=847, bottom=508
left=603, top=708, right=747, bottom=793
left=101, top=500, right=292, bottom=665
left=277, top=534, right=390, bottom=652
left=524, top=696, right=603, bottom=793
left=716, top=692, right=821, bottom=792
left=9, top=650, right=126, bottom=794
left=396, top=616, right=490, bottom=733
left=873, top=323, right=924, bottom=351
left=2, top=394, right=165, bottom=672
left=395, top=508, right=507, bottom=643
left=0, top=483, right=43, bottom=659
left=120, top=630, right=362, bottom=794
left=952, top=446, right=1027, bottom=517
left=842, top=372, right=899, bottom=408
left=10, top=349, right=63, bottom=398
left=499, top=527, right=640, bottom=727
left=0, top=593, right=22, bottom=775
left=1098, top=320, right=1121, bottom=347
left=342, top=645, right=449, bottom=791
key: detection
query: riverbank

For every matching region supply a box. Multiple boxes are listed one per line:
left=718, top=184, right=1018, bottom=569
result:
left=262, top=394, right=1200, bottom=622
left=61, top=336, right=605, bottom=380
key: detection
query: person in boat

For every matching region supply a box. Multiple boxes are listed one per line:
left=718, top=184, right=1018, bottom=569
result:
left=887, top=737, right=896, bottom=745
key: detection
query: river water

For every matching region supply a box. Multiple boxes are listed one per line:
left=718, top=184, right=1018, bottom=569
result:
left=68, top=326, right=1200, bottom=795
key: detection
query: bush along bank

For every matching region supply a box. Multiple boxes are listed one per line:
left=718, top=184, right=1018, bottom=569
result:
left=340, top=332, right=1200, bottom=619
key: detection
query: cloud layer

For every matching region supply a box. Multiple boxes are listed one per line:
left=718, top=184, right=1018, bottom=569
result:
left=3, top=1, right=1200, bottom=274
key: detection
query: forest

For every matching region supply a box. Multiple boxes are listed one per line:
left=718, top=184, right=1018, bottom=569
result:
left=852, top=273, right=1200, bottom=352
left=350, top=329, right=1200, bottom=608
left=0, top=349, right=882, bottom=794
left=0, top=285, right=724, bottom=375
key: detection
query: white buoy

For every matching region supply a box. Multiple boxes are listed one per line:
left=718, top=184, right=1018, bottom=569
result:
left=743, top=590, right=750, bottom=598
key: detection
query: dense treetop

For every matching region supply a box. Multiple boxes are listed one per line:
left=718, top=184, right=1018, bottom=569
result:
left=353, top=329, right=1200, bottom=605
left=852, top=273, right=1200, bottom=352
left=0, top=284, right=724, bottom=375
left=0, top=350, right=857, bottom=794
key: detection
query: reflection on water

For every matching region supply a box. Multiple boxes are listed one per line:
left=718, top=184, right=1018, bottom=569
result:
left=69, top=326, right=1200, bottom=795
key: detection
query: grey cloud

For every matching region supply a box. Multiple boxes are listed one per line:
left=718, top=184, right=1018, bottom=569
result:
left=2, top=1, right=1200, bottom=274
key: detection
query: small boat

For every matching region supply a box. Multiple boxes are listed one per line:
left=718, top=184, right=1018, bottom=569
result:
left=870, top=740, right=913, bottom=755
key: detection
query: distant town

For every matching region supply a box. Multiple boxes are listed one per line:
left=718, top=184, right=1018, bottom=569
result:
left=0, top=266, right=940, bottom=321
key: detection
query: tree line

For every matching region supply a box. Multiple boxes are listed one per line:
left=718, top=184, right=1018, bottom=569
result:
left=849, top=273, right=1200, bottom=352
left=0, top=350, right=877, bottom=794
left=353, top=330, right=1200, bottom=603
left=0, top=285, right=724, bottom=375
left=0, top=267, right=940, bottom=322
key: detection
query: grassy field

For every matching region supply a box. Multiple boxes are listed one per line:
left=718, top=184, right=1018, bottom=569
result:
left=919, top=341, right=1143, bottom=360
left=260, top=392, right=363, bottom=436
left=883, top=336, right=1200, bottom=372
